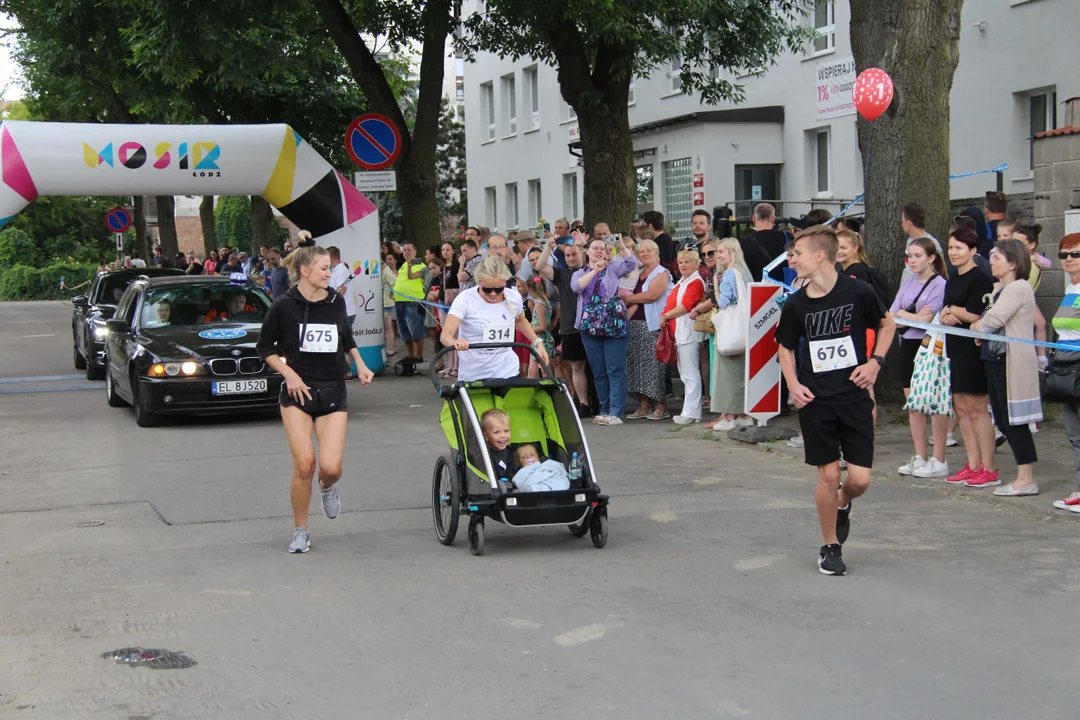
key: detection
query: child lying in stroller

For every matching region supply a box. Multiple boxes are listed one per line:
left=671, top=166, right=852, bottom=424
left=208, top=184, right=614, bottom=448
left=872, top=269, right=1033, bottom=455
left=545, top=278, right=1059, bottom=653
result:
left=480, top=409, right=571, bottom=493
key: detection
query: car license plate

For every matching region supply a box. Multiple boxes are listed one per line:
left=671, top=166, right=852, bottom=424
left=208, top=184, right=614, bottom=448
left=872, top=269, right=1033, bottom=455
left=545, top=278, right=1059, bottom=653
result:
left=212, top=379, right=267, bottom=395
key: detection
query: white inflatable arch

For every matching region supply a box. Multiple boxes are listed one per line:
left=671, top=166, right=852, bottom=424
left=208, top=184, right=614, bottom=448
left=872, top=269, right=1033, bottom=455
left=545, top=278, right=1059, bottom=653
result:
left=0, top=121, right=385, bottom=372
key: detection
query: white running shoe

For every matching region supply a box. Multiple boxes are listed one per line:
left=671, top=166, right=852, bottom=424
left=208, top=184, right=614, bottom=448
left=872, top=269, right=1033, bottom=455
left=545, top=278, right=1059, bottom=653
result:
left=913, top=457, right=950, bottom=478
left=713, top=418, right=736, bottom=432
left=734, top=416, right=755, bottom=427
left=945, top=432, right=958, bottom=447
left=321, top=486, right=341, bottom=519
left=288, top=527, right=310, bottom=553
left=786, top=435, right=805, bottom=448
left=673, top=415, right=700, bottom=426
left=899, top=456, right=927, bottom=476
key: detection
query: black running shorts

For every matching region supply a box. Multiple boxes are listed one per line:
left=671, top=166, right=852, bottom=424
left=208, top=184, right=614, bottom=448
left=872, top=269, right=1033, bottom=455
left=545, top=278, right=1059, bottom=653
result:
left=798, top=395, right=875, bottom=469
left=279, top=379, right=348, bottom=418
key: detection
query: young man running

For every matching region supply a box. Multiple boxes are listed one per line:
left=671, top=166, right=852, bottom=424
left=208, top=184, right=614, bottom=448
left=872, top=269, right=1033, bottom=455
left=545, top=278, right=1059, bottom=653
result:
left=776, top=225, right=896, bottom=576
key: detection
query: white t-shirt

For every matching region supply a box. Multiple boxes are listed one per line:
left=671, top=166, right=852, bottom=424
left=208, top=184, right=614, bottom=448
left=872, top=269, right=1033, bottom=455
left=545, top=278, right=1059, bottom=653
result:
left=330, top=261, right=358, bottom=316
left=449, top=286, right=524, bottom=381
left=130, top=258, right=146, bottom=268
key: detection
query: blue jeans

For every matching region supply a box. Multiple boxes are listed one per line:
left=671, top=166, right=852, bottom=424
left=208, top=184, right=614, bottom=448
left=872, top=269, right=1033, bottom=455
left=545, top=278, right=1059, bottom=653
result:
left=580, top=333, right=630, bottom=418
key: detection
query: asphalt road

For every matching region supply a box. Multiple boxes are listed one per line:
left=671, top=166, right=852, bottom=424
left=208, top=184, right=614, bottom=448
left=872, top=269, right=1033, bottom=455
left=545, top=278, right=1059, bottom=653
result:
left=2, top=300, right=1079, bottom=719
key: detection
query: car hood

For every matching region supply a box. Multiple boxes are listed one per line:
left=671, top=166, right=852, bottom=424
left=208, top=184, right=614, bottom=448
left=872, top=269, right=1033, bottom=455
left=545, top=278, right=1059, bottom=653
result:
left=139, top=323, right=263, bottom=360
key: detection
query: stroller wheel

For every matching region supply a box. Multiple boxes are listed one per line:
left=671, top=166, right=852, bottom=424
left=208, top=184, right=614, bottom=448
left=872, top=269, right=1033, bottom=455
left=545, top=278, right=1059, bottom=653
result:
left=468, top=515, right=485, bottom=556
left=590, top=511, right=608, bottom=549
left=568, top=509, right=591, bottom=537
left=432, top=454, right=461, bottom=545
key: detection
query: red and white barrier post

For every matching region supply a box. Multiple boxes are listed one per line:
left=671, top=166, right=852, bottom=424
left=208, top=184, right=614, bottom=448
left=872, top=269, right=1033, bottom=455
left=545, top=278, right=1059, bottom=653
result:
left=744, top=283, right=783, bottom=426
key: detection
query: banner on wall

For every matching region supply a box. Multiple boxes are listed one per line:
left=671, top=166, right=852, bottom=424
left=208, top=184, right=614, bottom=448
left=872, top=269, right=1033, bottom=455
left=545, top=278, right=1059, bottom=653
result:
left=815, top=56, right=857, bottom=121
left=0, top=120, right=385, bottom=371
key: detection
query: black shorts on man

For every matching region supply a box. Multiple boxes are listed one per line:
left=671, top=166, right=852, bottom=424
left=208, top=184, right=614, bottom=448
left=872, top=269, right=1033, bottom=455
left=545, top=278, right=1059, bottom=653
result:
left=776, top=274, right=885, bottom=467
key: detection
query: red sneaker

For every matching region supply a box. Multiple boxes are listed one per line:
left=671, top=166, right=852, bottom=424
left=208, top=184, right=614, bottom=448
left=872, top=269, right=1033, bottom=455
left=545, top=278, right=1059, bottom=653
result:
left=945, top=464, right=979, bottom=484
left=964, top=468, right=1002, bottom=487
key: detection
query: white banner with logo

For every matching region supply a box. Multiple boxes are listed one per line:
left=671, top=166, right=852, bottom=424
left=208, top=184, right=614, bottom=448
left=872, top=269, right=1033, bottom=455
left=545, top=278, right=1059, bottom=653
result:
left=815, top=56, right=857, bottom=121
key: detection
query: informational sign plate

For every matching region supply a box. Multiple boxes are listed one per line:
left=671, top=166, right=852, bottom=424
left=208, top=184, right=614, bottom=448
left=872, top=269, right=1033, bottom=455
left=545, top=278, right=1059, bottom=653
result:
left=353, top=171, right=397, bottom=193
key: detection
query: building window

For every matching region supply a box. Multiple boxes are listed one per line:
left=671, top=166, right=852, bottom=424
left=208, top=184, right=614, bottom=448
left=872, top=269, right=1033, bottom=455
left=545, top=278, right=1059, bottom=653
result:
left=485, top=186, right=497, bottom=228
left=523, top=65, right=540, bottom=131
left=562, top=173, right=579, bottom=220
left=480, top=82, right=495, bottom=142
left=505, top=183, right=519, bottom=229
left=815, top=129, right=831, bottom=195
left=560, top=97, right=577, bottom=123
left=527, top=179, right=542, bottom=224
left=1028, top=90, right=1057, bottom=168
left=628, top=77, right=636, bottom=106
left=812, top=0, right=835, bottom=55
left=668, top=57, right=683, bottom=94
left=501, top=73, right=517, bottom=136
left=663, top=158, right=693, bottom=244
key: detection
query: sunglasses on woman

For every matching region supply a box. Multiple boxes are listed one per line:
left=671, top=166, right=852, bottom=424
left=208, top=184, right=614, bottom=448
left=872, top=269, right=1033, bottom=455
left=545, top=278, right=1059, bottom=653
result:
left=1059, top=251, right=1080, bottom=260
left=479, top=285, right=505, bottom=295
left=701, top=251, right=716, bottom=258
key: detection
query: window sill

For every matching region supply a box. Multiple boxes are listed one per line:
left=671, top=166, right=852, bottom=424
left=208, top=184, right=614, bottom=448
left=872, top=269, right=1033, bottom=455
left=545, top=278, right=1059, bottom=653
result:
left=501, top=133, right=518, bottom=140
left=481, top=139, right=496, bottom=146
left=814, top=192, right=834, bottom=199
left=523, top=127, right=540, bottom=135
left=803, top=48, right=835, bottom=62
left=559, top=118, right=578, bottom=126
left=661, top=90, right=685, bottom=99
left=1011, top=173, right=1034, bottom=183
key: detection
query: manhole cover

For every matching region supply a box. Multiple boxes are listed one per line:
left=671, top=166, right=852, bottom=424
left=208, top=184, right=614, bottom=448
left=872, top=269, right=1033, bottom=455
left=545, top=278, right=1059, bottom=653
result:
left=72, top=520, right=105, bottom=528
left=102, top=647, right=197, bottom=669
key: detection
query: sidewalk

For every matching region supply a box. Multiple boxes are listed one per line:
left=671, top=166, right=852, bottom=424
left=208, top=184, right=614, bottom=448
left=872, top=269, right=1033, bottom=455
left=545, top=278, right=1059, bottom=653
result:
left=690, top=401, right=1080, bottom=522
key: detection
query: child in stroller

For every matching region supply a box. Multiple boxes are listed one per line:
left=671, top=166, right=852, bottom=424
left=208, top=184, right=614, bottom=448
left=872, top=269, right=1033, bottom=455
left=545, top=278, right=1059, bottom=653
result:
left=480, top=408, right=571, bottom=493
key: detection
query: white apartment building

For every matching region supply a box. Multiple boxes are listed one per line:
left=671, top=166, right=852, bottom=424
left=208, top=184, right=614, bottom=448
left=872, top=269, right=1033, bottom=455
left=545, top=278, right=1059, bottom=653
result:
left=463, top=0, right=1079, bottom=242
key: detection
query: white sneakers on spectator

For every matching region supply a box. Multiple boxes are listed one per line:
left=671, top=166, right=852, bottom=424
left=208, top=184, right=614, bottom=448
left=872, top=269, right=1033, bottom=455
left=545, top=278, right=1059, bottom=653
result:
left=913, top=458, right=949, bottom=478
left=786, top=435, right=805, bottom=448
left=899, top=456, right=927, bottom=476
left=734, top=417, right=755, bottom=427
left=673, top=415, right=700, bottom=426
left=713, top=418, right=736, bottom=432
left=930, top=432, right=959, bottom=447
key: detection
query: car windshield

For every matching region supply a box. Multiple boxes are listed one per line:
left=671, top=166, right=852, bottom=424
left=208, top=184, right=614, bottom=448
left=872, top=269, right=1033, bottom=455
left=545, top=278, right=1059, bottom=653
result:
left=141, top=285, right=271, bottom=328
left=97, top=275, right=140, bottom=305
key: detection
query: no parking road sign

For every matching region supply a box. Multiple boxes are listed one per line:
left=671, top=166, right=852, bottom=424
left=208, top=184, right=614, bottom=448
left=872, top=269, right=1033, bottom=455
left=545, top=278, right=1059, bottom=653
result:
left=345, top=114, right=402, bottom=171
left=105, top=206, right=132, bottom=233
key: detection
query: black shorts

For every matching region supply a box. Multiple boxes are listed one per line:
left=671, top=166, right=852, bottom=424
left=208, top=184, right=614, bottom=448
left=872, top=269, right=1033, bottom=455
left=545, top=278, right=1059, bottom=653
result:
left=798, top=395, right=875, bottom=469
left=279, top=379, right=348, bottom=418
left=561, top=331, right=587, bottom=362
left=899, top=337, right=922, bottom=389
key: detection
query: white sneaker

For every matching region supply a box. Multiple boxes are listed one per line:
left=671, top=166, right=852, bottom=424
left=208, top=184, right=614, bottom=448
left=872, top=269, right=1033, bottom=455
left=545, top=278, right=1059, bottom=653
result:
left=899, top=456, right=927, bottom=476
left=945, top=432, right=958, bottom=447
left=913, top=458, right=950, bottom=478
left=734, top=416, right=755, bottom=427
left=673, top=415, right=700, bottom=426
left=786, top=435, right=805, bottom=448
left=713, top=418, right=736, bottom=432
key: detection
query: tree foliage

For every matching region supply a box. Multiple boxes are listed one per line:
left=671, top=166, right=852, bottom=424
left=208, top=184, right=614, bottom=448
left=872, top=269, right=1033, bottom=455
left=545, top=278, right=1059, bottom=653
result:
left=436, top=98, right=467, bottom=220
left=463, top=0, right=812, bottom=229
left=214, top=196, right=254, bottom=251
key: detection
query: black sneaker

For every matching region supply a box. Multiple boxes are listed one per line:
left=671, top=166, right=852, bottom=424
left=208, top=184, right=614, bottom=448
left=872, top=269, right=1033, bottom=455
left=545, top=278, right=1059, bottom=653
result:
left=818, top=544, right=846, bottom=576
left=836, top=501, right=852, bottom=545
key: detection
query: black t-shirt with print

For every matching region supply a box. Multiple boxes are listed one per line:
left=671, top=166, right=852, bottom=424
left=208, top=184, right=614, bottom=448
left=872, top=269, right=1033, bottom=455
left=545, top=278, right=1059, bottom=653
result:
left=488, top=446, right=517, bottom=481
left=776, top=273, right=886, bottom=406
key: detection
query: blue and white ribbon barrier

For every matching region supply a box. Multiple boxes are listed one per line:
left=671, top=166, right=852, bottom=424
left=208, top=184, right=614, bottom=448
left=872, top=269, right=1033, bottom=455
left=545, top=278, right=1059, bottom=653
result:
left=893, top=317, right=1079, bottom=352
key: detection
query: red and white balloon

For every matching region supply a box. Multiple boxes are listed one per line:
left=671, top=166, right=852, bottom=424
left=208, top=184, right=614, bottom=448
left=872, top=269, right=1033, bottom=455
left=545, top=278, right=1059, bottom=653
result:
left=852, top=68, right=894, bottom=122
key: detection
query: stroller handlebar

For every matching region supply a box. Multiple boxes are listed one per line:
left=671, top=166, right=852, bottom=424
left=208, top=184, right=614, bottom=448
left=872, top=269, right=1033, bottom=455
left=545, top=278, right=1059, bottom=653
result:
left=430, top=342, right=557, bottom=390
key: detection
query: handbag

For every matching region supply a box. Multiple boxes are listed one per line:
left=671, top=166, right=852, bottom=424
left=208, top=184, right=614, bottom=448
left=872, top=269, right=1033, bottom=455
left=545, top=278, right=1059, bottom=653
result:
left=656, top=323, right=677, bottom=365
left=905, top=315, right=953, bottom=417
left=578, top=269, right=627, bottom=338
left=712, top=269, right=749, bottom=356
left=693, top=308, right=716, bottom=334
left=1042, top=350, right=1080, bottom=404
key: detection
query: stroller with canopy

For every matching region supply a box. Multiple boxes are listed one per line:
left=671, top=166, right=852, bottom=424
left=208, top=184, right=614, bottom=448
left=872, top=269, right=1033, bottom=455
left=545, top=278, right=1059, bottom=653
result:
left=430, top=342, right=609, bottom=555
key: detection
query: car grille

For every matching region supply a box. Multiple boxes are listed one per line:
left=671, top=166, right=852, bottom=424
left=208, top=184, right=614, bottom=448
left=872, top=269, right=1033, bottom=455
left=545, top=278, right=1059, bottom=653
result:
left=209, top=358, right=238, bottom=376
left=240, top=357, right=264, bottom=374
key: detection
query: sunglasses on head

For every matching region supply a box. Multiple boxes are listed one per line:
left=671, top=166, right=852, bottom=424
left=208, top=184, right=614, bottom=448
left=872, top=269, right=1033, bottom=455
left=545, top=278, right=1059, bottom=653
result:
left=1059, top=251, right=1080, bottom=260
left=479, top=285, right=505, bottom=295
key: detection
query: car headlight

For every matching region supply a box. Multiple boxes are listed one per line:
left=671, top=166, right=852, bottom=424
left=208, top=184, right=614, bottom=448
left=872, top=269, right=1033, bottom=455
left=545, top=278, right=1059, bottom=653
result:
left=149, top=361, right=202, bottom=377
left=93, top=324, right=109, bottom=339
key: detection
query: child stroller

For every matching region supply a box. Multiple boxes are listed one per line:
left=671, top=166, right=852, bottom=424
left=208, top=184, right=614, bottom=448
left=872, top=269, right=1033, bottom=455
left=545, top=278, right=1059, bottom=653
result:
left=429, top=342, right=609, bottom=555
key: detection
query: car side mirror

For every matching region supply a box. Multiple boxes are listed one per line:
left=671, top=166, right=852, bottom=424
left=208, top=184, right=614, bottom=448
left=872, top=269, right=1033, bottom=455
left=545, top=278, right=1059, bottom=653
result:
left=72, top=295, right=89, bottom=307
left=106, top=318, right=130, bottom=334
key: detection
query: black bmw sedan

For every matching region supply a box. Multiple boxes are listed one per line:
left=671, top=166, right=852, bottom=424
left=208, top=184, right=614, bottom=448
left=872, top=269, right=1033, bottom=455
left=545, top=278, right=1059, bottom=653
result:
left=102, top=274, right=285, bottom=427
left=71, top=267, right=185, bottom=379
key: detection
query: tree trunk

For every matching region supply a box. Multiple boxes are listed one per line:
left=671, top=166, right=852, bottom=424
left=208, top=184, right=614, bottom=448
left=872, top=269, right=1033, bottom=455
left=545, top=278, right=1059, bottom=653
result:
left=577, top=108, right=635, bottom=233
left=849, top=0, right=963, bottom=399
left=200, top=196, right=216, bottom=256
left=313, top=0, right=449, bottom=250
left=251, top=195, right=273, bottom=255
left=155, top=195, right=180, bottom=261
left=133, top=195, right=148, bottom=260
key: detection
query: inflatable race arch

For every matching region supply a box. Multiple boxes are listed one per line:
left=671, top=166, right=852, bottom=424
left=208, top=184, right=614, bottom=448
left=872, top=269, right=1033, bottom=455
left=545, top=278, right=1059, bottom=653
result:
left=0, top=121, right=385, bottom=372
